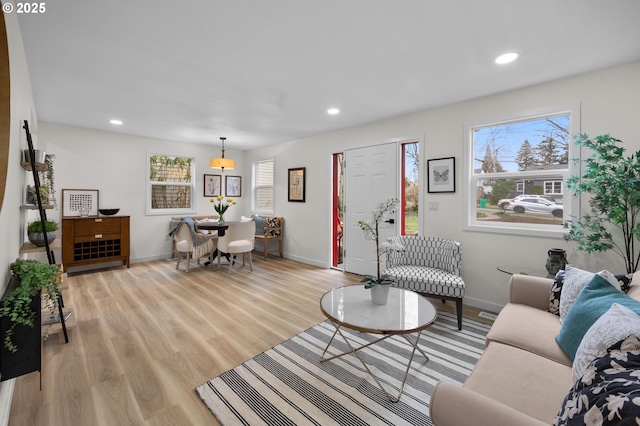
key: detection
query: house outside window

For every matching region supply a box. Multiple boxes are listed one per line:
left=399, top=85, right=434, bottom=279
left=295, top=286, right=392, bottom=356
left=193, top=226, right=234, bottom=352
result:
left=464, top=104, right=580, bottom=237
left=253, top=159, right=274, bottom=214
left=545, top=180, right=563, bottom=195
left=146, top=153, right=196, bottom=215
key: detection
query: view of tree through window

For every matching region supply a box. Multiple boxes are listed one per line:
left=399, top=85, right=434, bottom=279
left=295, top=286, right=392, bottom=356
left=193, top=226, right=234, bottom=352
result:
left=148, top=155, right=194, bottom=210
left=403, top=142, right=419, bottom=235
left=472, top=114, right=569, bottom=226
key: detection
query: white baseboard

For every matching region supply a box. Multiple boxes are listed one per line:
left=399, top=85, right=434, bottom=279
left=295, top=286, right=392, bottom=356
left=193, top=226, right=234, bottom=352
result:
left=462, top=296, right=504, bottom=314
left=0, top=379, right=15, bottom=426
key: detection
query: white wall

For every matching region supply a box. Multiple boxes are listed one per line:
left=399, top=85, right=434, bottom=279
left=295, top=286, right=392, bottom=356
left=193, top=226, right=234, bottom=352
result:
left=0, top=8, right=38, bottom=424
left=244, top=61, right=640, bottom=312
left=36, top=61, right=640, bottom=312
left=41, top=123, right=246, bottom=263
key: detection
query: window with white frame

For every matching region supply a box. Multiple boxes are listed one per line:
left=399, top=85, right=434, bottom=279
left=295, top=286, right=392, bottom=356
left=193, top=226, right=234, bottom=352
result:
left=464, top=104, right=580, bottom=237
left=253, top=159, right=274, bottom=213
left=146, top=153, right=196, bottom=215
left=544, top=180, right=563, bottom=194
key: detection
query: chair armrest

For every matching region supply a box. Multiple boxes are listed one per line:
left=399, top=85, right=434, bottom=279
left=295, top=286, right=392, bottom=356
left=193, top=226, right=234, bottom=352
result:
left=430, top=382, right=547, bottom=426
left=508, top=274, right=553, bottom=310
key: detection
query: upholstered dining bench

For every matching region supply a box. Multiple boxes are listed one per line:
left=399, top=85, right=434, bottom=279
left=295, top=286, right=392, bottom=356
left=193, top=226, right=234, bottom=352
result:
left=383, top=235, right=465, bottom=330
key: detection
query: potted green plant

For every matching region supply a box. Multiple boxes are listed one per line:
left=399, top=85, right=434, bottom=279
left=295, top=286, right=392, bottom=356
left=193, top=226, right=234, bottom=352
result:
left=27, top=219, right=58, bottom=247
left=564, top=134, right=640, bottom=274
left=357, top=198, right=405, bottom=304
left=1, top=259, right=62, bottom=353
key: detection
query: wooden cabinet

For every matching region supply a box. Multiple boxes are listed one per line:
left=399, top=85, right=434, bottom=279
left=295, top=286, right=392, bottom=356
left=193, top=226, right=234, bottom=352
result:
left=62, top=216, right=130, bottom=272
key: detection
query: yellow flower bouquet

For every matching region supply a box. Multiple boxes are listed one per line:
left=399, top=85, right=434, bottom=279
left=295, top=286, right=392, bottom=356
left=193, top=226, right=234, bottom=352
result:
left=210, top=195, right=236, bottom=224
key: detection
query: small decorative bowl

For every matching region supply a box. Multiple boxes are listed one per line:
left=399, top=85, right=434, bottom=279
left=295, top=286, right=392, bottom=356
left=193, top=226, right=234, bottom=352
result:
left=99, top=208, right=120, bottom=216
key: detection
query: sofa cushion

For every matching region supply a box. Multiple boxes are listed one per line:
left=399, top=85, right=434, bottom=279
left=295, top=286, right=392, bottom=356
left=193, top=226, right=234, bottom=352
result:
left=573, top=303, right=640, bottom=380
left=486, top=303, right=572, bottom=366
left=559, top=266, right=619, bottom=324
left=554, top=335, right=640, bottom=426
left=385, top=265, right=465, bottom=298
left=465, top=342, right=574, bottom=424
left=556, top=274, right=640, bottom=360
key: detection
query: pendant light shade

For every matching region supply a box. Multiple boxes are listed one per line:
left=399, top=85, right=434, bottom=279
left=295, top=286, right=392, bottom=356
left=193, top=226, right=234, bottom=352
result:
left=210, top=137, right=235, bottom=171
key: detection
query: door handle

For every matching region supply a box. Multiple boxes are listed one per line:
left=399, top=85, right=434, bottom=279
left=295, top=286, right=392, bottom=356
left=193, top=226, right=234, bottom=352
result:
left=384, top=219, right=395, bottom=224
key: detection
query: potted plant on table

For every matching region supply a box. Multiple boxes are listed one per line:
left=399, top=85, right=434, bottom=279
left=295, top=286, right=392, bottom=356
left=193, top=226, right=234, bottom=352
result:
left=357, top=198, right=405, bottom=304
left=27, top=219, right=58, bottom=247
left=564, top=134, right=640, bottom=274
left=1, top=259, right=62, bottom=354
left=210, top=195, right=236, bottom=224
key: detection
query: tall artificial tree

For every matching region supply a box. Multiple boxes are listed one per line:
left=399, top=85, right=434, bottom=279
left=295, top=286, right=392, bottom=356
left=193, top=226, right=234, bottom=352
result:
left=564, top=134, right=640, bottom=274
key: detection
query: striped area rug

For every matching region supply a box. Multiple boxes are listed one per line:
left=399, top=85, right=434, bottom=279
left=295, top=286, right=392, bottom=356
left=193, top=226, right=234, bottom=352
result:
left=196, top=311, right=491, bottom=425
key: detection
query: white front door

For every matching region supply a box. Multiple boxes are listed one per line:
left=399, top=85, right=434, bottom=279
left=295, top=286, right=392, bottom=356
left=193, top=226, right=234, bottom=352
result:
left=344, top=143, right=398, bottom=276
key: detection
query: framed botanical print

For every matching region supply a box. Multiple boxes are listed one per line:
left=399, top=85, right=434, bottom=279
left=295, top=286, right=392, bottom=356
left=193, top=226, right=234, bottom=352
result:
left=204, top=174, right=221, bottom=197
left=288, top=167, right=305, bottom=202
left=427, top=157, right=455, bottom=193
left=225, top=176, right=242, bottom=197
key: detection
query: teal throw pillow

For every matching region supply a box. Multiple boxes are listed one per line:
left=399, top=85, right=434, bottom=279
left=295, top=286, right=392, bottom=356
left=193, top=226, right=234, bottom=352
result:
left=556, top=274, right=640, bottom=361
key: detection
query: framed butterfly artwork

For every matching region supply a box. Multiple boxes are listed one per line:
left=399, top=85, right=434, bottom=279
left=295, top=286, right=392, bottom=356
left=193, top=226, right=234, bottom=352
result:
left=427, top=157, right=455, bottom=193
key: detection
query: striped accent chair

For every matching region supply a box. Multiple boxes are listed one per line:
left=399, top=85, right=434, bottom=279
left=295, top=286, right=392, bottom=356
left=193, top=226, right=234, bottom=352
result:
left=384, top=236, right=465, bottom=330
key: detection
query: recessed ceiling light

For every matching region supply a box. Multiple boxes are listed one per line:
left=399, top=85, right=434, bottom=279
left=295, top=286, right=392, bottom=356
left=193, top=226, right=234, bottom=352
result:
left=110, top=119, right=123, bottom=125
left=495, top=52, right=519, bottom=65
left=327, top=108, right=340, bottom=115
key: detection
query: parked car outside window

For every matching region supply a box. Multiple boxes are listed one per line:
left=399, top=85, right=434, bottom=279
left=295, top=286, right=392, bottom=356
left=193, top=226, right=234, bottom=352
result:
left=498, top=194, right=559, bottom=209
left=504, top=197, right=564, bottom=217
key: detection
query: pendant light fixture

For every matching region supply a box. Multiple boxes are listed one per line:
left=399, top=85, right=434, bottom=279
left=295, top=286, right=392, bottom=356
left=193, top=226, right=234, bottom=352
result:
left=210, top=136, right=235, bottom=171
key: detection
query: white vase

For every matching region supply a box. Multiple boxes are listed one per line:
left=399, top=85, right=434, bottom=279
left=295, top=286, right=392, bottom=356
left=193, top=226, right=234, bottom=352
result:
left=371, top=284, right=390, bottom=305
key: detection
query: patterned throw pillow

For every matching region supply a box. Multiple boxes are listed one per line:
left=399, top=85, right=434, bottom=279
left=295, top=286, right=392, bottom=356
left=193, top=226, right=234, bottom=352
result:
left=554, top=335, right=640, bottom=425
left=573, top=303, right=640, bottom=380
left=559, top=266, right=620, bottom=324
left=548, top=270, right=565, bottom=315
left=617, top=273, right=633, bottom=293
left=265, top=217, right=281, bottom=237
left=548, top=271, right=632, bottom=315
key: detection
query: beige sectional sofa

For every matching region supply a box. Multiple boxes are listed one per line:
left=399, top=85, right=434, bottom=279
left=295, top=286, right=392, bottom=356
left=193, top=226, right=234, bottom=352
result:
left=430, top=273, right=640, bottom=425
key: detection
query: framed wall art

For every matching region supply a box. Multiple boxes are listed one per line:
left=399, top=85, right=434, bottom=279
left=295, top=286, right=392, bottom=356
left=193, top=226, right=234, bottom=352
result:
left=62, top=189, right=99, bottom=216
left=427, top=157, right=455, bottom=193
left=204, top=174, right=221, bottom=197
left=288, top=167, right=305, bottom=202
left=225, top=176, right=242, bottom=197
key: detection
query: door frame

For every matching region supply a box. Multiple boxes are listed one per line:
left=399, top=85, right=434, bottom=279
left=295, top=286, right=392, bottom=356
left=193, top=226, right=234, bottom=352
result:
left=329, top=135, right=424, bottom=271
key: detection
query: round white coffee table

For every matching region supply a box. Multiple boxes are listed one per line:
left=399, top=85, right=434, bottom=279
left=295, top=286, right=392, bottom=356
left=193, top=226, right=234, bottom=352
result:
left=319, top=285, right=437, bottom=402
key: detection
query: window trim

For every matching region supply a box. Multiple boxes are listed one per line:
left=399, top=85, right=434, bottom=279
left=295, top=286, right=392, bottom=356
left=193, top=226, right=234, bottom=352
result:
left=462, top=103, right=580, bottom=238
left=252, top=157, right=275, bottom=215
left=146, top=151, right=197, bottom=216
left=544, top=180, right=563, bottom=195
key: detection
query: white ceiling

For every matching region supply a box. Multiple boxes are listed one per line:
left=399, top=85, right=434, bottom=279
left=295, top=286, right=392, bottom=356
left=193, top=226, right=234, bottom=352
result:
left=17, top=1, right=640, bottom=151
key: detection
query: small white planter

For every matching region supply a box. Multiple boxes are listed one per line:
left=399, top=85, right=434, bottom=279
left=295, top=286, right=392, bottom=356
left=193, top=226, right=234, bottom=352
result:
left=370, top=284, right=390, bottom=305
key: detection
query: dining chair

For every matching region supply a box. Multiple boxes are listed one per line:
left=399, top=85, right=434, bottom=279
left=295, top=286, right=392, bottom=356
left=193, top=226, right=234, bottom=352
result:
left=173, top=221, right=215, bottom=272
left=217, top=221, right=256, bottom=273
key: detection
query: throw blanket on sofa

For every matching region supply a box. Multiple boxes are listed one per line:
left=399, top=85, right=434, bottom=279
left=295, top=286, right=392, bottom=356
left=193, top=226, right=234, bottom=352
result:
left=554, top=335, right=640, bottom=425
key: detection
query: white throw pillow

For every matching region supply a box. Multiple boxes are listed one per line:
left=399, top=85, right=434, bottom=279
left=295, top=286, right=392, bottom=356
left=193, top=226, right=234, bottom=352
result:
left=573, top=303, right=640, bottom=380
left=559, top=266, right=620, bottom=324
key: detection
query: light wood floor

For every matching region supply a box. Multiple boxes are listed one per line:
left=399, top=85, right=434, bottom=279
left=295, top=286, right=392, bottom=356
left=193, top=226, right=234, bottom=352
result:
left=8, top=256, right=495, bottom=425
